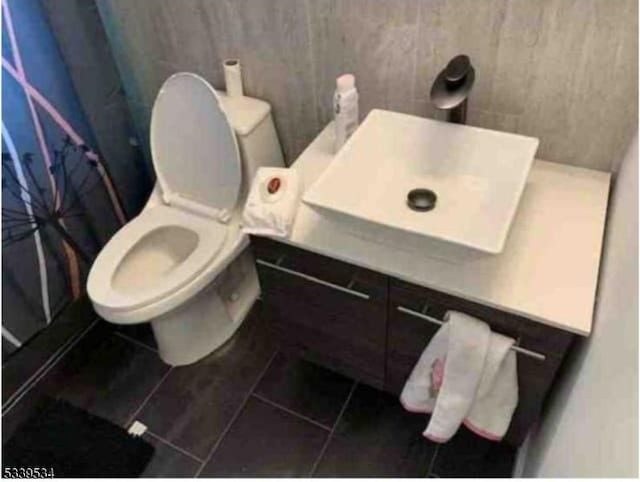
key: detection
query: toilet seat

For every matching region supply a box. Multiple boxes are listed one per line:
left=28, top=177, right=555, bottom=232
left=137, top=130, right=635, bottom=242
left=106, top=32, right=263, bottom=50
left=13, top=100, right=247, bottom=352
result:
left=87, top=204, right=228, bottom=314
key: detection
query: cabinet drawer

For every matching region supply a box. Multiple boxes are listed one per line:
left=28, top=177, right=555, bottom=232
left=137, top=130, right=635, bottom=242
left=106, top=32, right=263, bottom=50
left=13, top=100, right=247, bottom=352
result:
left=251, top=237, right=387, bottom=387
left=389, top=278, right=574, bottom=358
left=387, top=278, right=575, bottom=445
left=251, top=236, right=387, bottom=301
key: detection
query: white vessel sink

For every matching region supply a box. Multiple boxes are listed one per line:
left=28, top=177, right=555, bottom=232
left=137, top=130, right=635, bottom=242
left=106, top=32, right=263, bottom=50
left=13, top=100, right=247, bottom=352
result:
left=303, top=109, right=539, bottom=257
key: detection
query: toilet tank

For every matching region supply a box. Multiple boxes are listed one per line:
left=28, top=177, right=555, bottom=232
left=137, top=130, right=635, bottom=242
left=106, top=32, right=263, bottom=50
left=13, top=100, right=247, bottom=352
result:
left=218, top=93, right=285, bottom=202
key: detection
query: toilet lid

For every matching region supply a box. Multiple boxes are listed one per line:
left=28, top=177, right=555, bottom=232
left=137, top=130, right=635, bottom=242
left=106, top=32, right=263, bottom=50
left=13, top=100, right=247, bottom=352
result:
left=150, top=73, right=241, bottom=211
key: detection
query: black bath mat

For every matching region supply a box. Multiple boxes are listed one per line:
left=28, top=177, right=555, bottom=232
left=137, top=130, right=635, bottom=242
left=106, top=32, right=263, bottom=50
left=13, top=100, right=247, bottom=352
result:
left=2, top=397, right=154, bottom=477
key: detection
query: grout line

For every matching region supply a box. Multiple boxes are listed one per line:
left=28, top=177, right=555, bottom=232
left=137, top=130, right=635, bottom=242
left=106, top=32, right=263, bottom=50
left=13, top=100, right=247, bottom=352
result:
left=426, top=445, right=440, bottom=477
left=194, top=349, right=279, bottom=478
left=2, top=318, right=100, bottom=416
left=145, top=429, right=204, bottom=463
left=113, top=330, right=158, bottom=353
left=125, top=366, right=173, bottom=429
left=250, top=392, right=332, bottom=432
left=308, top=380, right=358, bottom=477
left=3, top=317, right=99, bottom=410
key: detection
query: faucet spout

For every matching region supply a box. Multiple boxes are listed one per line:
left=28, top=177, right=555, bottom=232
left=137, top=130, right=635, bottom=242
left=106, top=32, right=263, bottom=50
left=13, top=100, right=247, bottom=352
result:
left=430, top=54, right=475, bottom=124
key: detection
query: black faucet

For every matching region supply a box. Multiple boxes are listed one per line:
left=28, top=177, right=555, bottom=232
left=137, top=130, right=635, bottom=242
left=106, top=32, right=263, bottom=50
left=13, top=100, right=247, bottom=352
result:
left=430, top=55, right=475, bottom=124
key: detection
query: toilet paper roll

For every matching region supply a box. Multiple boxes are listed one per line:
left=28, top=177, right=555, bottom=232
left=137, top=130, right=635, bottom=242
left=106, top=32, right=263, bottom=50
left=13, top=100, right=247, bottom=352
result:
left=224, top=59, right=244, bottom=98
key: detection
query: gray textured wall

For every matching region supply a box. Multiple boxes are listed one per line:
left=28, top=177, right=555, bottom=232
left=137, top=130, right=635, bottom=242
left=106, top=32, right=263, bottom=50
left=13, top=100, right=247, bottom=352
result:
left=96, top=0, right=637, bottom=171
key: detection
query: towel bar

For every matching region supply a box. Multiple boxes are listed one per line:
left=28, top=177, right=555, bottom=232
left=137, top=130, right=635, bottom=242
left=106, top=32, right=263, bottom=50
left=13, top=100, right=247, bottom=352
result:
left=256, top=258, right=371, bottom=300
left=396, top=305, right=546, bottom=361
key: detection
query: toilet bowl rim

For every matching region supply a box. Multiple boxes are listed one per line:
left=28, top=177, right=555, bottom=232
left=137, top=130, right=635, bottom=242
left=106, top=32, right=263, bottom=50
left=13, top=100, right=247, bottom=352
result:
left=90, top=227, right=247, bottom=324
left=87, top=204, right=232, bottom=313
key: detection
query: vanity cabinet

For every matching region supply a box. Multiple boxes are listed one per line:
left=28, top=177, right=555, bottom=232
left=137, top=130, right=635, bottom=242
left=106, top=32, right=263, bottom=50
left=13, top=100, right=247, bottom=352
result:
left=250, top=236, right=576, bottom=445
left=251, top=236, right=388, bottom=388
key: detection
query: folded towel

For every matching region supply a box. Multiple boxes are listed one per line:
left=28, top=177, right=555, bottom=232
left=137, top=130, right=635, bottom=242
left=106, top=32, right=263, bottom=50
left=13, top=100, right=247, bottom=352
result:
left=399, top=322, right=450, bottom=416
left=241, top=168, right=303, bottom=238
left=400, top=311, right=518, bottom=443
left=464, top=334, right=518, bottom=441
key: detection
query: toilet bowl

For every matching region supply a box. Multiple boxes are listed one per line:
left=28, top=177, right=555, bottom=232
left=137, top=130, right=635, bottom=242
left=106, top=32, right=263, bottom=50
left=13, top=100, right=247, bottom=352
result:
left=87, top=73, right=284, bottom=366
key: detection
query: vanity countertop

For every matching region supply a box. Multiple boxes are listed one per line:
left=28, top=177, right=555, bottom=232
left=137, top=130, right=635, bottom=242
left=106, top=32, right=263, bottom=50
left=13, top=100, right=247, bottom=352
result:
left=275, top=123, right=610, bottom=336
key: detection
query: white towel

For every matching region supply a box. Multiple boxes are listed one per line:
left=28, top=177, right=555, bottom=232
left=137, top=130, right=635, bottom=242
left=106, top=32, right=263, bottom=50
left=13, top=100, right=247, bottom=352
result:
left=400, top=311, right=518, bottom=443
left=241, top=168, right=302, bottom=238
left=399, top=322, right=450, bottom=416
left=464, top=334, right=518, bottom=441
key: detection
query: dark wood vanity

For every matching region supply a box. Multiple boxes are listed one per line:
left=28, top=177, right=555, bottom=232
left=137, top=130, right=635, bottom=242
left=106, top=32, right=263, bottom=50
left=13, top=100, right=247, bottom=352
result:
left=250, top=235, right=575, bottom=446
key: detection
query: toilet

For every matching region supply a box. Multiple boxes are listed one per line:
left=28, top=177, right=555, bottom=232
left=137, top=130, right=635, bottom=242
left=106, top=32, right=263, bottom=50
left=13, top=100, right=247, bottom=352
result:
left=87, top=72, right=284, bottom=366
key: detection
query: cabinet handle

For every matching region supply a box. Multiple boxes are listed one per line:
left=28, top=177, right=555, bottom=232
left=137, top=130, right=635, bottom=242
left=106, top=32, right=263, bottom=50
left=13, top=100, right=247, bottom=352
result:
left=256, top=258, right=371, bottom=300
left=396, top=305, right=546, bottom=361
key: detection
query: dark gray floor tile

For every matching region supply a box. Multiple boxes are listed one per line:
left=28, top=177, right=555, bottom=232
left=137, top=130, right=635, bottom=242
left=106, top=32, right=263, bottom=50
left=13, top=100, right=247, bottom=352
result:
left=430, top=426, right=516, bottom=478
left=2, top=297, right=98, bottom=404
left=137, top=309, right=279, bottom=460
left=141, top=432, right=201, bottom=477
left=254, top=352, right=354, bottom=427
left=54, top=332, right=170, bottom=426
left=314, top=384, right=437, bottom=477
left=200, top=397, right=327, bottom=477
left=116, top=323, right=157, bottom=350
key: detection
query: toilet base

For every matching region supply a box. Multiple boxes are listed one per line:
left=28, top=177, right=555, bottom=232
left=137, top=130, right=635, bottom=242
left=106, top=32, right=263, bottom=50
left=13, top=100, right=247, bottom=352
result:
left=150, top=266, right=259, bottom=366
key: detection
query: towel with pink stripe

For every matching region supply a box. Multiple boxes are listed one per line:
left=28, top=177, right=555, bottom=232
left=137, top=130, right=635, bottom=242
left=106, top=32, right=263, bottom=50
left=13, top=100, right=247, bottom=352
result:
left=400, top=311, right=518, bottom=443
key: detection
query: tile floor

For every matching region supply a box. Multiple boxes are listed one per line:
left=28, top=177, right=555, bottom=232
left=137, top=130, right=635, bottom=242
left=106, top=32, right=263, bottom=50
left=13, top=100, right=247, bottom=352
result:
left=2, top=303, right=516, bottom=477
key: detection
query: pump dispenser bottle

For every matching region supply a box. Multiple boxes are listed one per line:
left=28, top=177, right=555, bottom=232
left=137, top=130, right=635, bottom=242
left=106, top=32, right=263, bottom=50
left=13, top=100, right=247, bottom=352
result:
left=333, top=74, right=359, bottom=152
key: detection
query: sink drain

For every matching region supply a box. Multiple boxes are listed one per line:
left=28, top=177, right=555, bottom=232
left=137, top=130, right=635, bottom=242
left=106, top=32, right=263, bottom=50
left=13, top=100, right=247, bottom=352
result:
left=407, top=189, right=437, bottom=212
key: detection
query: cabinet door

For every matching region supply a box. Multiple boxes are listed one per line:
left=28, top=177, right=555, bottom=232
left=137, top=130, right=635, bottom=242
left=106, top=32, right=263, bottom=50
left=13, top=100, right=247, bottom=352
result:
left=387, top=278, right=575, bottom=445
left=251, top=236, right=388, bottom=388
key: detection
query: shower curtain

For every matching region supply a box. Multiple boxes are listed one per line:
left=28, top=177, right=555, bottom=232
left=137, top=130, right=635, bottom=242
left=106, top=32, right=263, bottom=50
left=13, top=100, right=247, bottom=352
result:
left=1, top=0, right=139, bottom=359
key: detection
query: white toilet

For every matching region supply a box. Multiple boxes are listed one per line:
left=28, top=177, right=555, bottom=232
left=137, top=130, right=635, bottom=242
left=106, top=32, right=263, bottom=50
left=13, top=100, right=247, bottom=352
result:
left=87, top=72, right=284, bottom=366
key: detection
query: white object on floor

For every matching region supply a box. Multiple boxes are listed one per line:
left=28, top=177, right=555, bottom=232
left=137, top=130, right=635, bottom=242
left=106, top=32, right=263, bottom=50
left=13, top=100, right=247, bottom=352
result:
left=241, top=167, right=303, bottom=238
left=400, top=311, right=518, bottom=442
left=128, top=421, right=147, bottom=438
left=87, top=72, right=285, bottom=366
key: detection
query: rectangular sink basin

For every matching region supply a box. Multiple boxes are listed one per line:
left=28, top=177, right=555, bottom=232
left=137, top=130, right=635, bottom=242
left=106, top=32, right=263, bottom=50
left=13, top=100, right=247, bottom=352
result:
left=303, top=109, right=539, bottom=257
